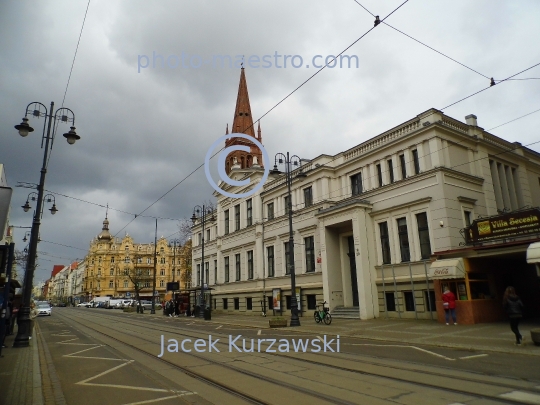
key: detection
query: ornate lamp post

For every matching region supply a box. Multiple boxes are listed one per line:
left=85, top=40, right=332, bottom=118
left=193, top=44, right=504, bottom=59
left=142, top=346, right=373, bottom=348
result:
left=270, top=152, right=306, bottom=327
left=13, top=101, right=80, bottom=347
left=191, top=205, right=215, bottom=319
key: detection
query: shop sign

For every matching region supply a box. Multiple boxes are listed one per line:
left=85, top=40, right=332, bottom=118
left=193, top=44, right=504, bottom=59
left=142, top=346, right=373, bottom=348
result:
left=464, top=208, right=540, bottom=244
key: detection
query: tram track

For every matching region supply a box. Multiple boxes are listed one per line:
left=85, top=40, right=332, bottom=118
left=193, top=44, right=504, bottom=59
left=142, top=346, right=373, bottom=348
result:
left=58, top=310, right=539, bottom=405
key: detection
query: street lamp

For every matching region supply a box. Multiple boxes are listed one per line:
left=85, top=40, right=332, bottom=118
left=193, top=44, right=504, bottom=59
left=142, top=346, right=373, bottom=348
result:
left=270, top=152, right=306, bottom=327
left=13, top=101, right=80, bottom=348
left=192, top=205, right=215, bottom=319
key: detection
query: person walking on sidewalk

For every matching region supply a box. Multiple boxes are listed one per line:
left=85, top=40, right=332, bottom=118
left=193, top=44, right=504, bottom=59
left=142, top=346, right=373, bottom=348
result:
left=442, top=286, right=457, bottom=325
left=503, top=286, right=524, bottom=345
left=29, top=300, right=39, bottom=339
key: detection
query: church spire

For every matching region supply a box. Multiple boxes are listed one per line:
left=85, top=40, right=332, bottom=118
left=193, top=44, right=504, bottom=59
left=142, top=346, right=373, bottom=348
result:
left=225, top=68, right=263, bottom=174
left=231, top=68, right=255, bottom=136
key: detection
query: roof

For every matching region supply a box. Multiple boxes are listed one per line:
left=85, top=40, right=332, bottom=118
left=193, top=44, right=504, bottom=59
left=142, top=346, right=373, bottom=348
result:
left=51, top=265, right=64, bottom=277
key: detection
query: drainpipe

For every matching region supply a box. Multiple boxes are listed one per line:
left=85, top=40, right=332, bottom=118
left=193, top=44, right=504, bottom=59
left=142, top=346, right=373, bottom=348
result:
left=408, top=262, right=418, bottom=319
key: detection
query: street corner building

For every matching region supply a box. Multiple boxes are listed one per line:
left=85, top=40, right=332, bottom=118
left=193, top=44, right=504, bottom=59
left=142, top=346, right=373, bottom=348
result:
left=191, top=68, right=540, bottom=325
left=82, top=213, right=192, bottom=302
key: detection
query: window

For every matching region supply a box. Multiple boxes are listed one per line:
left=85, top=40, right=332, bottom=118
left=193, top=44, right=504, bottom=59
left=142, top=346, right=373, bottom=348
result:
left=160, top=257, right=165, bottom=264
left=235, top=254, right=241, bottom=281
left=159, top=280, right=164, bottom=287
left=234, top=204, right=240, bottom=230
left=284, top=195, right=291, bottom=214
left=123, top=280, right=128, bottom=288
left=196, top=264, right=201, bottom=286
left=385, top=292, right=396, bottom=311
left=267, top=202, right=274, bottom=220
left=403, top=291, right=415, bottom=311
left=376, top=164, right=383, bottom=187
left=425, top=290, right=436, bottom=311
left=379, top=222, right=391, bottom=264
left=351, top=173, right=363, bottom=196
left=399, top=154, right=406, bottom=179
left=110, top=268, right=114, bottom=276
left=387, top=159, right=394, bottom=183
left=160, top=268, right=165, bottom=276
left=305, top=236, right=315, bottom=272
left=214, top=260, right=217, bottom=285
left=98, top=269, right=102, bottom=275
left=234, top=298, right=239, bottom=310
left=205, top=262, right=209, bottom=286
left=137, top=257, right=142, bottom=264
left=464, top=210, right=472, bottom=227
left=307, top=295, right=317, bottom=310
left=304, top=187, right=313, bottom=207
left=110, top=257, right=115, bottom=263
left=267, top=246, right=275, bottom=277
left=246, top=199, right=252, bottom=226
left=412, top=149, right=420, bottom=174
left=268, top=296, right=274, bottom=310
left=397, top=217, right=410, bottom=262
left=109, top=280, right=113, bottom=288
left=198, top=233, right=202, bottom=245
left=224, top=210, right=230, bottom=234
left=416, top=213, right=431, bottom=260
left=206, top=229, right=210, bottom=241
left=147, top=258, right=151, bottom=264
left=124, top=257, right=130, bottom=263
left=224, top=257, right=229, bottom=282
left=223, top=298, right=228, bottom=310
left=246, top=297, right=252, bottom=310
left=286, top=295, right=291, bottom=310
left=284, top=242, right=291, bottom=275
left=247, top=250, right=254, bottom=279
left=125, top=246, right=129, bottom=251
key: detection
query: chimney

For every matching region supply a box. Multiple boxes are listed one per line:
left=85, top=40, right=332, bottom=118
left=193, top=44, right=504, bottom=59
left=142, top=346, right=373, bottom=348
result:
left=465, top=114, right=478, bottom=126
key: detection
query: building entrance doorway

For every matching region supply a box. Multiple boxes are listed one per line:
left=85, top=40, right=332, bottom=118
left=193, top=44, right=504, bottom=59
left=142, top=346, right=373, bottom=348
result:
left=347, top=236, right=359, bottom=307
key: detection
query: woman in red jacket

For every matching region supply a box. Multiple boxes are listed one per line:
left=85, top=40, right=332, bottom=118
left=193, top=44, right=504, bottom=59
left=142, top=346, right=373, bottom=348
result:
left=442, top=286, right=457, bottom=325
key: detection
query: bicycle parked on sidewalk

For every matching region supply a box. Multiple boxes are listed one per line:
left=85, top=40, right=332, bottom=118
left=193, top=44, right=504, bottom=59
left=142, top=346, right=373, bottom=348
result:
left=314, top=301, right=332, bottom=325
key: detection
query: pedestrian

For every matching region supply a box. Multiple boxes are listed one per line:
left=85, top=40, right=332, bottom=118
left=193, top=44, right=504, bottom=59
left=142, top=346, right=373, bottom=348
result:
left=503, top=286, right=524, bottom=345
left=442, top=286, right=457, bottom=325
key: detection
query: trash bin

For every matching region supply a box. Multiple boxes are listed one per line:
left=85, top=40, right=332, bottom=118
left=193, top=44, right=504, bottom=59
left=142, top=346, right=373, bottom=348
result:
left=204, top=307, right=211, bottom=320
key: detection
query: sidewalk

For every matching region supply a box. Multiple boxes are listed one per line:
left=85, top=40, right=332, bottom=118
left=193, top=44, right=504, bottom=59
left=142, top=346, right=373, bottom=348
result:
left=0, top=324, right=43, bottom=405
left=148, top=311, right=540, bottom=356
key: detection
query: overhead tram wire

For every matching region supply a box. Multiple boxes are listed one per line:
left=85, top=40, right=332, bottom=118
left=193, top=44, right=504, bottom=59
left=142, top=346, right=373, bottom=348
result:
left=111, top=0, right=411, bottom=237
left=487, top=108, right=540, bottom=131
left=46, top=0, right=91, bottom=169
left=440, top=61, right=540, bottom=110
left=352, top=0, right=490, bottom=80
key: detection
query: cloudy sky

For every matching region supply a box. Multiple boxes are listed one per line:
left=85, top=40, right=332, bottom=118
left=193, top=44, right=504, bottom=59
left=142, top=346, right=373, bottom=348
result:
left=1, top=0, right=539, bottom=283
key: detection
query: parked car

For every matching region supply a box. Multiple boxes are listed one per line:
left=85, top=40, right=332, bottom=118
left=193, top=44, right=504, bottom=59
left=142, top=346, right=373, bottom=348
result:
left=139, top=300, right=162, bottom=310
left=37, top=302, right=52, bottom=316
left=76, top=302, right=89, bottom=307
left=58, top=302, right=67, bottom=307
left=119, top=300, right=133, bottom=308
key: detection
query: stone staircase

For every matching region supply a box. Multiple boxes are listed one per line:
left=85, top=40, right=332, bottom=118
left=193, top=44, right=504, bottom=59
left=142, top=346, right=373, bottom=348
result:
left=331, top=306, right=360, bottom=319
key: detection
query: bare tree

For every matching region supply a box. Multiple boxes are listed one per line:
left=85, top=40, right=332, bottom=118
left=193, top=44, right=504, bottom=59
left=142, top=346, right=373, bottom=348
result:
left=125, top=254, right=153, bottom=311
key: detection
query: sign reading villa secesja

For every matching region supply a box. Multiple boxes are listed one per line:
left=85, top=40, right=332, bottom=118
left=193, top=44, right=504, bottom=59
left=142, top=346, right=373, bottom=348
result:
left=464, top=208, right=540, bottom=244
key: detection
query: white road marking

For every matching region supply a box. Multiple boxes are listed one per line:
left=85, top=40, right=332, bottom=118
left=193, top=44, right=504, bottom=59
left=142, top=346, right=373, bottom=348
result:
left=257, top=330, right=261, bottom=335
left=216, top=325, right=222, bottom=329
left=347, top=343, right=455, bottom=361
left=459, top=354, right=488, bottom=360
left=499, top=391, right=540, bottom=404
left=121, top=393, right=196, bottom=405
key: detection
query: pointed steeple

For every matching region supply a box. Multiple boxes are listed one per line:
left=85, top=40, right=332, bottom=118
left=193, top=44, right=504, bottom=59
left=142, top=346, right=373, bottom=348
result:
left=225, top=123, right=229, bottom=134
left=257, top=121, right=261, bottom=141
left=97, top=209, right=112, bottom=241
left=225, top=68, right=264, bottom=174
left=231, top=68, right=255, bottom=136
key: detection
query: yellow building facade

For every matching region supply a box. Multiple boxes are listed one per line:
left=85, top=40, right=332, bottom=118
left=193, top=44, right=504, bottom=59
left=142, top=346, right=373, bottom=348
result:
left=83, top=216, right=192, bottom=300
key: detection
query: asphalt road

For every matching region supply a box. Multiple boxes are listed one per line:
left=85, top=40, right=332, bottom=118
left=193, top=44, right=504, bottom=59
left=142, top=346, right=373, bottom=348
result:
left=36, top=308, right=540, bottom=405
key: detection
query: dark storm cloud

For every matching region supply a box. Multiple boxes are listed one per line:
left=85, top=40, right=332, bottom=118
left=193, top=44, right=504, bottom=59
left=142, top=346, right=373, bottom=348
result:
left=1, top=0, right=539, bottom=282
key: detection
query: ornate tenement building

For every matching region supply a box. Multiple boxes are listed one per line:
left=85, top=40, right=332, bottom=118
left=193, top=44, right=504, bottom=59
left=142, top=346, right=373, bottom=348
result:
left=83, top=215, right=192, bottom=300
left=192, top=69, right=540, bottom=324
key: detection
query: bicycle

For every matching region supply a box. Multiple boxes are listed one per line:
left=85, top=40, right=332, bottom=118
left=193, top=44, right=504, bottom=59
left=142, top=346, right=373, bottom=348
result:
left=314, top=301, right=332, bottom=325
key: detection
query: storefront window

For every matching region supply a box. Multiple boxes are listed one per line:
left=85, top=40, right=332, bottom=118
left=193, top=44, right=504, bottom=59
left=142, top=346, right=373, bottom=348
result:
left=441, top=281, right=468, bottom=301
left=468, top=273, right=493, bottom=299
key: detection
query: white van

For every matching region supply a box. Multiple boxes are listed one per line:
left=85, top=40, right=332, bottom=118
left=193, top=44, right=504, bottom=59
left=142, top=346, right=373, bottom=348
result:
left=107, top=299, right=123, bottom=309
left=88, top=297, right=110, bottom=308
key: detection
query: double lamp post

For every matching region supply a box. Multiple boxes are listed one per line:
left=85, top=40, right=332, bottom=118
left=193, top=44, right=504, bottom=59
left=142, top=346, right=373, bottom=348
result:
left=13, top=101, right=80, bottom=347
left=191, top=205, right=214, bottom=319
